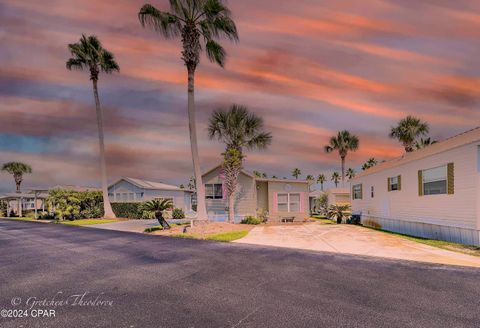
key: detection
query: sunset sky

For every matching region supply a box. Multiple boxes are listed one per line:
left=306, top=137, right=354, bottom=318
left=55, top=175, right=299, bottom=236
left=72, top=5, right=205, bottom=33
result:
left=1, top=0, right=480, bottom=192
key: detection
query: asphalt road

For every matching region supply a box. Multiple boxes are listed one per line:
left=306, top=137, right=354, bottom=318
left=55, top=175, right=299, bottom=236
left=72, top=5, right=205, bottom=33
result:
left=1, top=220, right=479, bottom=328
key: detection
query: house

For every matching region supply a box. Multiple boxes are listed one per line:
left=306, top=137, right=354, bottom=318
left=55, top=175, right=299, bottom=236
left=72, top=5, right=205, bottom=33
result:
left=351, top=127, right=480, bottom=246
left=309, top=188, right=351, bottom=213
left=202, top=165, right=310, bottom=222
left=108, top=177, right=194, bottom=212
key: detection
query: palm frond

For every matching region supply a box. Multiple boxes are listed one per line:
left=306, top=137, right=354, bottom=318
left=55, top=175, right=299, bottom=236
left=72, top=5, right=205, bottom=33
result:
left=205, top=39, right=225, bottom=66
left=139, top=4, right=181, bottom=38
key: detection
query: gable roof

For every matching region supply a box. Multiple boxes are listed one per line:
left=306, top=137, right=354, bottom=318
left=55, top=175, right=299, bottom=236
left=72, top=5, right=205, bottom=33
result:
left=202, top=164, right=255, bottom=179
left=110, top=177, right=192, bottom=192
left=355, top=127, right=480, bottom=179
left=202, top=165, right=310, bottom=184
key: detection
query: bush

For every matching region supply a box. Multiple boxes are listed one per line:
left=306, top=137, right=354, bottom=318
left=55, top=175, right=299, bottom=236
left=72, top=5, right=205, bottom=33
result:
left=111, top=202, right=143, bottom=219
left=327, top=204, right=351, bottom=224
left=172, top=208, right=185, bottom=220
left=47, top=189, right=104, bottom=220
left=240, top=216, right=262, bottom=225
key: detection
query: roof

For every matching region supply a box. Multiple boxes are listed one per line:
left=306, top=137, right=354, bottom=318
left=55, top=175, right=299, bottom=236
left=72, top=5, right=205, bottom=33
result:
left=202, top=165, right=310, bottom=184
left=110, top=177, right=192, bottom=192
left=354, top=127, right=480, bottom=179
left=326, top=188, right=350, bottom=195
left=0, top=192, right=48, bottom=199
left=309, top=189, right=325, bottom=198
left=49, top=185, right=100, bottom=192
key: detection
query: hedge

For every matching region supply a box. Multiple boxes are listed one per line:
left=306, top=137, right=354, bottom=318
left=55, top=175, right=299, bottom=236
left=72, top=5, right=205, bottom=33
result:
left=111, top=202, right=143, bottom=219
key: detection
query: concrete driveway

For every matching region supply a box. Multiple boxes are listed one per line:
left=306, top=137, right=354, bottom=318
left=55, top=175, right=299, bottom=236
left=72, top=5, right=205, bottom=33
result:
left=234, top=223, right=480, bottom=267
left=1, top=220, right=480, bottom=327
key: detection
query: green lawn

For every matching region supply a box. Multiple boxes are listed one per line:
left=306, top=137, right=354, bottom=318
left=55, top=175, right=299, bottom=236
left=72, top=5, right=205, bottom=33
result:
left=311, top=215, right=335, bottom=224
left=144, top=223, right=189, bottom=233
left=169, top=230, right=249, bottom=242
left=60, top=219, right=118, bottom=226
left=3, top=217, right=38, bottom=221
left=365, top=226, right=480, bottom=257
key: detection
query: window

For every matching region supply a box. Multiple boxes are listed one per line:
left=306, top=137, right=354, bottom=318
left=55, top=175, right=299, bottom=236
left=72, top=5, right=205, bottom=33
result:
left=388, top=176, right=399, bottom=191
left=136, top=193, right=143, bottom=200
left=205, top=184, right=223, bottom=199
left=422, top=165, right=447, bottom=195
left=352, top=184, right=362, bottom=200
left=277, top=193, right=301, bottom=212
left=371, top=186, right=374, bottom=198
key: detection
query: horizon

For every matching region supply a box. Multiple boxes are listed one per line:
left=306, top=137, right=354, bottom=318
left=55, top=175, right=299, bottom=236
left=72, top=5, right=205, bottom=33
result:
left=1, top=0, right=480, bottom=192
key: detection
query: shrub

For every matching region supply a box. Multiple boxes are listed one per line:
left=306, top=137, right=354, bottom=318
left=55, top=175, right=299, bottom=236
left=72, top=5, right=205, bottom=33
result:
left=111, top=202, right=143, bottom=219
left=172, top=208, right=185, bottom=220
left=0, top=200, right=7, bottom=217
left=47, top=189, right=104, bottom=220
left=327, top=204, right=351, bottom=224
left=314, top=193, right=328, bottom=215
left=240, top=216, right=262, bottom=225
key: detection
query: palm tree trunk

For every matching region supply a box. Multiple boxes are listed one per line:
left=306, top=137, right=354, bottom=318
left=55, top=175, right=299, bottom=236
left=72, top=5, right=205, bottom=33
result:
left=341, top=156, right=346, bottom=186
left=92, top=79, right=116, bottom=219
left=228, top=192, right=235, bottom=224
left=187, top=69, right=208, bottom=220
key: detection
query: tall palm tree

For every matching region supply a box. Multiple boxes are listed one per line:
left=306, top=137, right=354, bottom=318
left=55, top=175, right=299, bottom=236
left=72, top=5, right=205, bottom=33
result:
left=389, top=115, right=429, bottom=152
left=415, top=137, right=437, bottom=150
left=208, top=104, right=271, bottom=223
left=305, top=174, right=314, bottom=182
left=324, top=130, right=359, bottom=185
left=66, top=34, right=118, bottom=218
left=346, top=168, right=355, bottom=180
left=331, top=172, right=340, bottom=187
left=317, top=174, right=326, bottom=191
left=1, top=162, right=32, bottom=193
left=139, top=1, right=238, bottom=221
left=292, top=168, right=301, bottom=180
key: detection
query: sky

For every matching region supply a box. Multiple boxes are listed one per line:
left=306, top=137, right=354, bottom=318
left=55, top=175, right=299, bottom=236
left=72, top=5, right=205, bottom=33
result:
left=1, top=0, right=480, bottom=192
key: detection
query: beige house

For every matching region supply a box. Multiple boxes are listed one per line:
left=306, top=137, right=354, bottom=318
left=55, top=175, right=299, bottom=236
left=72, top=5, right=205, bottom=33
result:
left=202, top=165, right=310, bottom=222
left=309, top=188, right=351, bottom=213
left=351, top=127, right=480, bottom=246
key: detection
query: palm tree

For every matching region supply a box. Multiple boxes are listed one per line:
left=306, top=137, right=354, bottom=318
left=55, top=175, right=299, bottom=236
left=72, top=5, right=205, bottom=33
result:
left=253, top=171, right=262, bottom=178
left=271, top=175, right=278, bottom=179
left=331, top=172, right=340, bottom=187
left=261, top=172, right=267, bottom=178
left=140, top=199, right=174, bottom=228
left=317, top=174, right=326, bottom=191
left=415, top=137, right=437, bottom=150
left=187, top=177, right=196, bottom=191
left=324, top=130, right=359, bottom=185
left=1, top=162, right=32, bottom=193
left=208, top=104, right=272, bottom=223
left=389, top=115, right=429, bottom=152
left=361, top=157, right=378, bottom=171
left=306, top=174, right=314, bottom=182
left=66, top=34, right=118, bottom=218
left=292, top=168, right=301, bottom=179
left=139, top=1, right=238, bottom=221
left=346, top=168, right=355, bottom=180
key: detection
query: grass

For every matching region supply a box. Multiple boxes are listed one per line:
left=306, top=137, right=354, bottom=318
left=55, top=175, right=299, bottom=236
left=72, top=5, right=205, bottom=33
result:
left=169, top=230, right=249, bottom=242
left=311, top=215, right=335, bottom=225
left=3, top=217, right=38, bottom=221
left=144, top=223, right=189, bottom=233
left=60, top=219, right=118, bottom=226
left=364, top=226, right=480, bottom=257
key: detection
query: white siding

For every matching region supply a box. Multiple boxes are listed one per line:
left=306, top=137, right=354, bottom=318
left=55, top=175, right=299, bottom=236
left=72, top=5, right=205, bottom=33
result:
left=351, top=142, right=480, bottom=245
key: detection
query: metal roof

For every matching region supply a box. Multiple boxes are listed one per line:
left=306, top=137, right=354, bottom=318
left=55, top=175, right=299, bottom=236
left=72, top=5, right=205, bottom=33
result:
left=111, top=177, right=192, bottom=192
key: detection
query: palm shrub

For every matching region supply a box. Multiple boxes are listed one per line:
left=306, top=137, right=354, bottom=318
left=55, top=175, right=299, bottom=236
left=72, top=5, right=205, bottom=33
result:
left=1, top=162, right=32, bottom=193
left=172, top=208, right=185, bottom=220
left=208, top=104, right=272, bottom=223
left=66, top=34, right=119, bottom=218
left=138, top=0, right=239, bottom=221
left=327, top=204, right=351, bottom=224
left=140, top=199, right=174, bottom=221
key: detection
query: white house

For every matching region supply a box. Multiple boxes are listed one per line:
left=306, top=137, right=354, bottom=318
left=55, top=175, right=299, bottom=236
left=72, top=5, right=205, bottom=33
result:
left=108, top=177, right=194, bottom=212
left=351, top=127, right=480, bottom=246
left=202, top=165, right=310, bottom=222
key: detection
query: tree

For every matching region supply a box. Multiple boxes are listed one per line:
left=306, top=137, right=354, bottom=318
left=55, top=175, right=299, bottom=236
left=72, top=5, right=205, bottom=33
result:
left=346, top=168, right=355, bottom=180
left=389, top=115, right=429, bottom=152
left=208, top=104, right=272, bottom=223
left=415, top=137, right=437, bottom=150
left=261, top=172, right=267, bottom=178
left=66, top=34, right=119, bottom=218
left=306, top=174, right=314, bottom=182
left=139, top=1, right=238, bottom=220
left=271, top=175, right=278, bottom=179
left=140, top=199, right=174, bottom=227
left=317, top=174, right=326, bottom=191
left=1, top=162, right=32, bottom=193
left=324, top=130, right=359, bottom=185
left=187, top=177, right=196, bottom=191
left=292, top=168, right=301, bottom=179
left=179, top=184, right=185, bottom=189
left=327, top=204, right=351, bottom=224
left=362, top=157, right=378, bottom=171
left=253, top=171, right=262, bottom=178
left=331, top=172, right=340, bottom=187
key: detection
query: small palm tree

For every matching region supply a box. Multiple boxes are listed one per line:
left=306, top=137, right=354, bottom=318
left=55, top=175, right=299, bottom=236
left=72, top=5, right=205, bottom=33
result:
left=66, top=34, right=119, bottom=219
left=139, top=1, right=238, bottom=221
left=327, top=204, right=351, bottom=224
left=325, top=130, right=359, bottom=185
left=271, top=175, right=278, bottom=179
left=415, top=137, right=437, bottom=150
left=140, top=199, right=174, bottom=226
left=1, top=162, right=32, bottom=193
left=208, top=104, right=272, bottom=223
left=346, top=168, right=355, bottom=180
left=261, top=172, right=267, bottom=178
left=331, top=172, right=340, bottom=187
left=292, top=168, right=301, bottom=179
left=317, top=174, right=326, bottom=191
left=253, top=171, right=262, bottom=178
left=306, top=175, right=314, bottom=182
left=389, top=115, right=429, bottom=152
